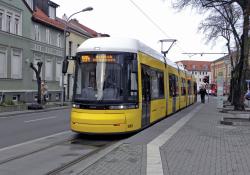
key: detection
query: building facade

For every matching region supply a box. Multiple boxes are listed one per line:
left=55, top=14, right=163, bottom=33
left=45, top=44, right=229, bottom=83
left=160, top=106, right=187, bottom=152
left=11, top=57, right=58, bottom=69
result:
left=176, top=60, right=211, bottom=90
left=1, top=0, right=35, bottom=103
left=211, top=55, right=231, bottom=95
left=0, top=0, right=64, bottom=103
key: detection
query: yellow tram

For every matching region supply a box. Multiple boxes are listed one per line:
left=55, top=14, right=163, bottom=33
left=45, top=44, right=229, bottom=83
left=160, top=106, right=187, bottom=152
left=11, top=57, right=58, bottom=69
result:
left=70, top=37, right=196, bottom=134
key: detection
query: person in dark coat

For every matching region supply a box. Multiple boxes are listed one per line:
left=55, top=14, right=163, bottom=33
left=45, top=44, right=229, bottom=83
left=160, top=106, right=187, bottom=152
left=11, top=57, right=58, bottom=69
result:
left=199, top=85, right=207, bottom=103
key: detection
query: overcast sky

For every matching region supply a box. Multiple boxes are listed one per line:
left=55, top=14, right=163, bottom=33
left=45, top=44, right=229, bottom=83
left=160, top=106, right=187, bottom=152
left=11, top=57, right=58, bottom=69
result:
left=52, top=0, right=227, bottom=62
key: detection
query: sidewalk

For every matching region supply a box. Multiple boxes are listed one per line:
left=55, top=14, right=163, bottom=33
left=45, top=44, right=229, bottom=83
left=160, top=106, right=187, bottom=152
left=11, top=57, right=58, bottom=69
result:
left=67, top=98, right=250, bottom=175
left=0, top=102, right=71, bottom=117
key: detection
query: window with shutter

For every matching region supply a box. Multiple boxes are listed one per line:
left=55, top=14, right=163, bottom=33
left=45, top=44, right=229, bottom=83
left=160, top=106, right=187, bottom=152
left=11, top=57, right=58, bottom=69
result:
left=45, top=57, right=53, bottom=81
left=0, top=12, right=3, bottom=30
left=46, top=29, right=50, bottom=44
left=34, top=25, right=40, bottom=41
left=56, top=59, right=62, bottom=81
left=0, top=47, right=7, bottom=78
left=11, top=48, right=22, bottom=79
left=6, top=14, right=11, bottom=33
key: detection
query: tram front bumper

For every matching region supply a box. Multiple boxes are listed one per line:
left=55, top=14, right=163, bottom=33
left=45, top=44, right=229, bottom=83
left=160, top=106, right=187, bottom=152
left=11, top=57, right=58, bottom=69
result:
left=71, top=110, right=127, bottom=133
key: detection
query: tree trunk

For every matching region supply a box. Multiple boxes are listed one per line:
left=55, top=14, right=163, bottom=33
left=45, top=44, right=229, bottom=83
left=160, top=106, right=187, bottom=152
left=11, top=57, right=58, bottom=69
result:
left=232, top=1, right=250, bottom=110
left=232, top=65, right=239, bottom=108
left=228, top=71, right=234, bottom=103
left=30, top=62, right=43, bottom=104
left=232, top=63, right=245, bottom=110
left=37, top=77, right=42, bottom=104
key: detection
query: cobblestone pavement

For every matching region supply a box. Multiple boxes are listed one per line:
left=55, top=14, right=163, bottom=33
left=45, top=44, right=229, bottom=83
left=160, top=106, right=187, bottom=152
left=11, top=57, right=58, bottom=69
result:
left=80, top=144, right=146, bottom=175
left=161, top=101, right=250, bottom=175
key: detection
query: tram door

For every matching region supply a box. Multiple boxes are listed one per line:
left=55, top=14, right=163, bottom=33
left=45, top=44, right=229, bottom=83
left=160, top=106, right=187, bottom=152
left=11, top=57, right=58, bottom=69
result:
left=141, top=66, right=151, bottom=127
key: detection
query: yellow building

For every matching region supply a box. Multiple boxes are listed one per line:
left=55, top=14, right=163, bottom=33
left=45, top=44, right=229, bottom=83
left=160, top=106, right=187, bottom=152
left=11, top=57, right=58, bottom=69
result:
left=211, top=55, right=233, bottom=95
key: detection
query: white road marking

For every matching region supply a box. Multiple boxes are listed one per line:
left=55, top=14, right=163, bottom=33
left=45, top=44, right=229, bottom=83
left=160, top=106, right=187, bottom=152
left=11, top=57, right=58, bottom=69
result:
left=147, top=105, right=202, bottom=175
left=24, top=116, right=57, bottom=123
left=0, top=117, right=8, bottom=119
left=0, top=131, right=71, bottom=152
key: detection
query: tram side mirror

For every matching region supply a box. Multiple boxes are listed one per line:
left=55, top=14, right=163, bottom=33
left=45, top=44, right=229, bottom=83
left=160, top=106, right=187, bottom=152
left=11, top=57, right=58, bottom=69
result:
left=62, top=59, right=69, bottom=74
left=131, top=59, right=138, bottom=73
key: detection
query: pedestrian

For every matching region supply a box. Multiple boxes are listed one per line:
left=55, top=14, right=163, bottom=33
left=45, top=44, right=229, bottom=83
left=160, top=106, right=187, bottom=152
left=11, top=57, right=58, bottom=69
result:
left=41, top=80, right=48, bottom=104
left=199, top=85, right=207, bottom=103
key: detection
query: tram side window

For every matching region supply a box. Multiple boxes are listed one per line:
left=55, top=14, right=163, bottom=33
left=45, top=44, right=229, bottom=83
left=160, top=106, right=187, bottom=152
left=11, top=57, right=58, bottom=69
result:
left=158, top=71, right=164, bottom=98
left=187, top=80, right=192, bottom=95
left=181, top=78, right=186, bottom=96
left=150, top=70, right=159, bottom=99
left=175, top=76, right=179, bottom=96
left=169, top=74, right=178, bottom=97
left=150, top=69, right=164, bottom=99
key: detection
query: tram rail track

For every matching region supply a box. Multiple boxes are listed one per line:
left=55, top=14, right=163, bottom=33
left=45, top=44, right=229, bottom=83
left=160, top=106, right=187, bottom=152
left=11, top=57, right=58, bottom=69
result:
left=0, top=133, right=122, bottom=175
left=46, top=141, right=115, bottom=175
left=0, top=138, right=74, bottom=165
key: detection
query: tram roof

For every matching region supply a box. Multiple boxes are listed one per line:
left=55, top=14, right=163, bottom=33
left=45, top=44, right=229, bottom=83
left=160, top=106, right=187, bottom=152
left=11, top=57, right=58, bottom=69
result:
left=78, top=37, right=156, bottom=58
left=77, top=37, right=179, bottom=69
left=166, top=58, right=179, bottom=69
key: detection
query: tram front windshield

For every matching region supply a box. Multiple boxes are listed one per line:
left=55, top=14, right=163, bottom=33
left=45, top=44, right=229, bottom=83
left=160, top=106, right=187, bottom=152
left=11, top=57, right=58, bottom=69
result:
left=73, top=53, right=138, bottom=104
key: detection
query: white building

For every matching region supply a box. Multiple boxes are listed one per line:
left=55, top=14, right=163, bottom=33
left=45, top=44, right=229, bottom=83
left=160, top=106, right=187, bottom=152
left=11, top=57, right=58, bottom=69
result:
left=176, top=60, right=212, bottom=90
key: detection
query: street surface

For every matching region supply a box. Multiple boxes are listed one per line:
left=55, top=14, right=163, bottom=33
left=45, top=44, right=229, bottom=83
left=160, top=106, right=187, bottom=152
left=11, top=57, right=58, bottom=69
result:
left=0, top=108, right=71, bottom=149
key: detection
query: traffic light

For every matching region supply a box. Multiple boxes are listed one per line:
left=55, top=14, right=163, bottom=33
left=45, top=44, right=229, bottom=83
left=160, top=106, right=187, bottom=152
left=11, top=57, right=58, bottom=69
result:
left=203, top=76, right=209, bottom=83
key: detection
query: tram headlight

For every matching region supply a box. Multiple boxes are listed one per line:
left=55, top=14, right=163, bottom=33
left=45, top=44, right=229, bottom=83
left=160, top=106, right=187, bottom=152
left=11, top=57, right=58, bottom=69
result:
left=109, top=105, right=125, bottom=110
left=72, top=104, right=80, bottom=108
left=109, top=104, right=138, bottom=110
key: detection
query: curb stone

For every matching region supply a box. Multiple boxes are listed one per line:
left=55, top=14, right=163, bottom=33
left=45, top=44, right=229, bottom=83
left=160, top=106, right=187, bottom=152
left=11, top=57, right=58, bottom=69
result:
left=0, top=106, right=70, bottom=118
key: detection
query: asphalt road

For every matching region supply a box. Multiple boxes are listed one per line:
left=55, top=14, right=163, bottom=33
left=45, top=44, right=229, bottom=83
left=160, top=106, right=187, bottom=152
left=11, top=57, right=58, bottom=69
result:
left=0, top=108, right=71, bottom=149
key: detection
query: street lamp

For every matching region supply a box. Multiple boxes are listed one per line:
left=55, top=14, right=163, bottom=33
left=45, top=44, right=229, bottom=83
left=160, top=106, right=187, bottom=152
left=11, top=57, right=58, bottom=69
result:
left=61, top=7, right=93, bottom=105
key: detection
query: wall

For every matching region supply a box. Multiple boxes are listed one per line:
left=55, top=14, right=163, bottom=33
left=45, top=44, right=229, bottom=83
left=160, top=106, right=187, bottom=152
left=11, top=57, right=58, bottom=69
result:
left=0, top=0, right=63, bottom=102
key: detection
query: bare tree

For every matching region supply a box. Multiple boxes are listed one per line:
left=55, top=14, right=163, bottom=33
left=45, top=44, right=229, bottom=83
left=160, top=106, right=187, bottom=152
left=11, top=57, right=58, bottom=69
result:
left=173, top=0, right=250, bottom=110
left=198, top=3, right=242, bottom=103
left=30, top=62, right=43, bottom=104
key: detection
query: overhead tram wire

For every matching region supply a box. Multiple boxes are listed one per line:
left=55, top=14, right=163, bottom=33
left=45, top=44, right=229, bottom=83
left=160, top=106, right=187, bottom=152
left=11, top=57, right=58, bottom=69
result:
left=128, top=1, right=228, bottom=61
left=128, top=0, right=188, bottom=56
left=128, top=0, right=171, bottom=38
left=182, top=52, right=228, bottom=57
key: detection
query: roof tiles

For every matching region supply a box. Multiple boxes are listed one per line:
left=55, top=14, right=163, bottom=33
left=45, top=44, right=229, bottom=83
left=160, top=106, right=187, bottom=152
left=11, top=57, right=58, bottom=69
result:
left=32, top=7, right=64, bottom=30
left=176, top=60, right=211, bottom=71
